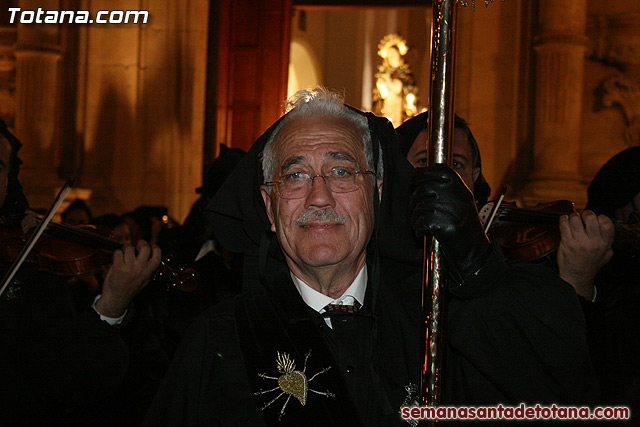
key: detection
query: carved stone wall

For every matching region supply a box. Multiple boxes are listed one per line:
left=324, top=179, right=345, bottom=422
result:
left=582, top=6, right=640, bottom=188
left=8, top=0, right=640, bottom=219
left=455, top=0, right=640, bottom=208
left=10, top=0, right=208, bottom=221
left=14, top=0, right=64, bottom=208
left=80, top=0, right=207, bottom=220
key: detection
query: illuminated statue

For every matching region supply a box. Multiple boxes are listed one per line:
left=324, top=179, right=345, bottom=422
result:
left=373, top=34, right=419, bottom=126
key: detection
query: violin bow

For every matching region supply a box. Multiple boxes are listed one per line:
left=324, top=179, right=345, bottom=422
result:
left=484, top=186, right=508, bottom=234
left=0, top=179, right=74, bottom=299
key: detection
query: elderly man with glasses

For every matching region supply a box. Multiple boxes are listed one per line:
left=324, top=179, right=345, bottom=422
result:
left=145, top=89, right=598, bottom=426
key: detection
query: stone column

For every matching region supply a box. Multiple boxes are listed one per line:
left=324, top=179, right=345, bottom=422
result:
left=521, top=0, right=589, bottom=205
left=13, top=0, right=64, bottom=207
left=0, top=25, right=17, bottom=127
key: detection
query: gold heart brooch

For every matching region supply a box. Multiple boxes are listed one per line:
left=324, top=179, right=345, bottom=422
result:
left=255, top=349, right=334, bottom=420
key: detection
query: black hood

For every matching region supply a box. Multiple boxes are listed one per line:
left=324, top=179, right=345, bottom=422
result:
left=586, top=146, right=640, bottom=217
left=396, top=111, right=492, bottom=207
left=205, top=105, right=422, bottom=292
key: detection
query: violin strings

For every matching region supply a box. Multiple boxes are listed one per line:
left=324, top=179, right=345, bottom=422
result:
left=497, top=206, right=562, bottom=224
left=46, top=222, right=122, bottom=251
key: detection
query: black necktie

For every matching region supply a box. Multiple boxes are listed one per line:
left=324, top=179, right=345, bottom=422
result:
left=323, top=300, right=361, bottom=314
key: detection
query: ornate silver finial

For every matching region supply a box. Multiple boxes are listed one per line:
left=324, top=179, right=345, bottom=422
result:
left=457, top=0, right=504, bottom=12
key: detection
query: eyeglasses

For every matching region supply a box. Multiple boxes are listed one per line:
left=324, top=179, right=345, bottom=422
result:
left=266, top=167, right=375, bottom=199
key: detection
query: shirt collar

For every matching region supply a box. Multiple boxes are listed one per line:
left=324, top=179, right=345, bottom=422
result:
left=291, top=265, right=367, bottom=314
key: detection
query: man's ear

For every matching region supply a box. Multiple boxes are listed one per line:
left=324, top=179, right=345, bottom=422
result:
left=377, top=179, right=383, bottom=201
left=472, top=167, right=480, bottom=183
left=260, top=185, right=277, bottom=232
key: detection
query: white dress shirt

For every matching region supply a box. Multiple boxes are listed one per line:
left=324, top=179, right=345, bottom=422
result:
left=291, top=266, right=367, bottom=328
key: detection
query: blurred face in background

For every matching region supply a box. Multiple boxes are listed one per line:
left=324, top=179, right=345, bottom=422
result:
left=111, top=222, right=132, bottom=245
left=407, top=129, right=480, bottom=192
left=63, top=208, right=91, bottom=226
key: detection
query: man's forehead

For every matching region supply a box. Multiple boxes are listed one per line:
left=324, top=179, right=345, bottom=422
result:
left=279, top=151, right=358, bottom=171
left=273, top=115, right=364, bottom=158
left=410, top=128, right=470, bottom=157
left=453, top=133, right=469, bottom=155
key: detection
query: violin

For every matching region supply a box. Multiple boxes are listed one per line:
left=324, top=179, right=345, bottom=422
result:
left=478, top=199, right=640, bottom=262
left=0, top=212, right=198, bottom=292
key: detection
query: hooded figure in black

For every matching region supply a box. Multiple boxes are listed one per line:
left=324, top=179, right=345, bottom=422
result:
left=584, top=146, right=640, bottom=424
left=144, top=89, right=598, bottom=426
left=396, top=111, right=491, bottom=207
left=0, top=119, right=29, bottom=218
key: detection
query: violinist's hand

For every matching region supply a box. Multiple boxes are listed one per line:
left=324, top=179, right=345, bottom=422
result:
left=558, top=210, right=614, bottom=301
left=95, top=240, right=162, bottom=318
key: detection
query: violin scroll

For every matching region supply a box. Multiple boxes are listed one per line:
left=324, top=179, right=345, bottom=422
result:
left=154, top=256, right=199, bottom=292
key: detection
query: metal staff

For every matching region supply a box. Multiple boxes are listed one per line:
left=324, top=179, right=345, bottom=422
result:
left=420, top=0, right=458, bottom=414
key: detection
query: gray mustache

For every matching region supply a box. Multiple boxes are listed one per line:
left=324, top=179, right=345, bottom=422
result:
left=295, top=208, right=346, bottom=226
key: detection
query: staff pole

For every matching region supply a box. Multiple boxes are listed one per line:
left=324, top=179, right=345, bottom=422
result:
left=420, top=0, right=458, bottom=418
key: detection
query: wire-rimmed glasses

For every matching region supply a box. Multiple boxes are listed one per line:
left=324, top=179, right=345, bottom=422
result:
left=266, top=167, right=374, bottom=199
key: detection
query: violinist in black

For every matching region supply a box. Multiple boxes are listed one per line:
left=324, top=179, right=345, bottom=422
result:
left=0, top=119, right=161, bottom=425
left=398, top=111, right=615, bottom=304
left=398, top=112, right=617, bottom=419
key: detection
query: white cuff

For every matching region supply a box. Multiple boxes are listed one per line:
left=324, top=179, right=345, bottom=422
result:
left=92, top=294, right=126, bottom=326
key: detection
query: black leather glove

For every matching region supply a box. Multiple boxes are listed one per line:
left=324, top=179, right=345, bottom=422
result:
left=410, top=164, right=492, bottom=279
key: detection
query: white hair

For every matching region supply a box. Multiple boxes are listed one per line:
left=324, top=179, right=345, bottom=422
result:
left=261, top=88, right=383, bottom=186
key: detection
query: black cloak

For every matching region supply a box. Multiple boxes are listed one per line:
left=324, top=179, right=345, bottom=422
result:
left=585, top=147, right=640, bottom=423
left=145, top=103, right=599, bottom=426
